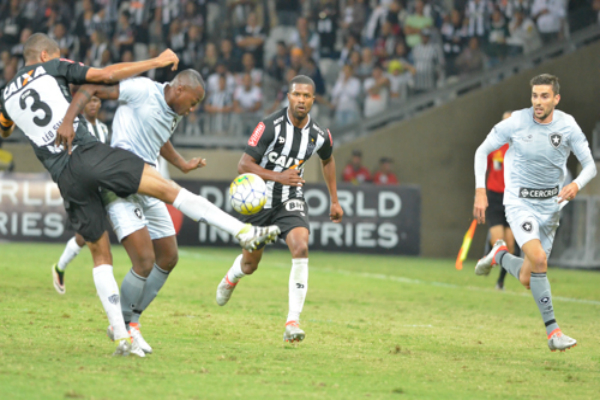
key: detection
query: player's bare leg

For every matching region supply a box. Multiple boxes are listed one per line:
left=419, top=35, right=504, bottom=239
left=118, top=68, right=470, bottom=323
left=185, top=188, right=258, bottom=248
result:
left=283, top=227, right=309, bottom=343
left=52, top=233, right=86, bottom=294
left=85, top=232, right=136, bottom=356
left=137, top=165, right=279, bottom=249
left=216, top=248, right=264, bottom=306
left=490, top=239, right=576, bottom=351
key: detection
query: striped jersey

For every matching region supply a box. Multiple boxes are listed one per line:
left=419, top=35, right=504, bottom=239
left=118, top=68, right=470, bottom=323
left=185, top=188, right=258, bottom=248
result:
left=85, top=117, right=109, bottom=144
left=244, top=107, right=333, bottom=209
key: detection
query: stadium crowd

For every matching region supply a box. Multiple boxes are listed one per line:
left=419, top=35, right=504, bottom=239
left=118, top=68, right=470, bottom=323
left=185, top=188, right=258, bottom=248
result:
left=1, top=0, right=598, bottom=137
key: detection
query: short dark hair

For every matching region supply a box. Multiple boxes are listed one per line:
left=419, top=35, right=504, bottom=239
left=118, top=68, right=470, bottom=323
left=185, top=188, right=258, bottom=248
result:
left=24, top=33, right=59, bottom=62
left=530, top=74, right=560, bottom=95
left=173, top=69, right=205, bottom=90
left=289, top=75, right=315, bottom=93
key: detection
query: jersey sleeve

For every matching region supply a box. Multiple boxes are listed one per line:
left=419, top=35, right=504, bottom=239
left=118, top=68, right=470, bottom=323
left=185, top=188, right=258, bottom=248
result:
left=474, top=116, right=514, bottom=188
left=317, top=128, right=334, bottom=160
left=244, top=121, right=275, bottom=161
left=55, top=58, right=91, bottom=84
left=568, top=122, right=597, bottom=190
left=118, top=77, right=150, bottom=106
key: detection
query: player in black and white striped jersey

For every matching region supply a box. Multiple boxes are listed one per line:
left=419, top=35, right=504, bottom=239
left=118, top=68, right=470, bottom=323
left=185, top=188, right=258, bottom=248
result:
left=52, top=95, right=108, bottom=295
left=216, top=75, right=344, bottom=343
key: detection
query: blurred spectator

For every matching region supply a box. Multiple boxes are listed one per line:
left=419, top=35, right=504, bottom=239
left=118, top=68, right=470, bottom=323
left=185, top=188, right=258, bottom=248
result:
left=388, top=1, right=408, bottom=33
left=51, top=22, right=78, bottom=59
left=531, top=0, right=566, bottom=43
left=276, top=0, right=302, bottom=27
left=267, top=41, right=290, bottom=82
left=73, top=0, right=96, bottom=60
left=160, top=0, right=183, bottom=40
left=267, top=67, right=297, bottom=114
left=87, top=30, right=109, bottom=68
left=10, top=28, right=32, bottom=69
left=456, top=37, right=486, bottom=76
left=208, top=63, right=236, bottom=95
left=205, top=74, right=234, bottom=133
left=441, top=9, right=468, bottom=77
left=290, top=17, right=321, bottom=61
left=299, top=57, right=326, bottom=97
left=404, top=0, right=434, bottom=48
left=236, top=12, right=266, bottom=68
left=374, top=21, right=398, bottom=63
left=219, top=38, right=242, bottom=73
left=339, top=34, right=361, bottom=66
left=343, top=150, right=372, bottom=184
left=348, top=50, right=362, bottom=73
left=99, top=48, right=113, bottom=68
left=199, top=42, right=219, bottom=79
left=412, top=30, right=444, bottom=92
left=0, top=62, right=17, bottom=88
left=331, top=64, right=361, bottom=126
left=114, top=11, right=135, bottom=58
left=501, top=0, right=532, bottom=20
left=506, top=10, right=542, bottom=55
left=315, top=0, right=338, bottom=58
left=145, top=44, right=170, bottom=83
left=342, top=0, right=368, bottom=39
left=182, top=25, right=204, bottom=70
left=363, top=64, right=390, bottom=118
left=373, top=157, right=399, bottom=185
left=486, top=9, right=510, bottom=65
left=387, top=59, right=415, bottom=100
left=593, top=0, right=600, bottom=23
left=228, top=0, right=257, bottom=29
left=180, top=1, right=204, bottom=32
left=121, top=50, right=134, bottom=63
left=290, top=47, right=304, bottom=71
left=184, top=111, right=203, bottom=136
left=167, top=19, right=186, bottom=61
left=465, top=0, right=494, bottom=41
left=0, top=0, right=26, bottom=48
left=233, top=72, right=263, bottom=135
left=364, top=2, right=389, bottom=46
left=239, top=52, right=262, bottom=87
left=356, top=47, right=376, bottom=80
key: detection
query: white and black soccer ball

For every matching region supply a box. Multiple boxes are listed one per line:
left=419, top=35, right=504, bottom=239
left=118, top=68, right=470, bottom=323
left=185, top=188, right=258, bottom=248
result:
left=229, top=173, right=267, bottom=215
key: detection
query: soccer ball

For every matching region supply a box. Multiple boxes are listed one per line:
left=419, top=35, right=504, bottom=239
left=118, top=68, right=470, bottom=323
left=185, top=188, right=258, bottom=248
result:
left=229, top=173, right=267, bottom=215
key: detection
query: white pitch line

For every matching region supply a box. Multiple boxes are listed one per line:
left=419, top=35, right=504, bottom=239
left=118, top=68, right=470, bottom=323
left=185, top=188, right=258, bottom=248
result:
left=178, top=250, right=600, bottom=307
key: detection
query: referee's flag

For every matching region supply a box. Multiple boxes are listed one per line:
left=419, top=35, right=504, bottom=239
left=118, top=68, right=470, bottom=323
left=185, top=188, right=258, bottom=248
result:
left=456, top=220, right=478, bottom=270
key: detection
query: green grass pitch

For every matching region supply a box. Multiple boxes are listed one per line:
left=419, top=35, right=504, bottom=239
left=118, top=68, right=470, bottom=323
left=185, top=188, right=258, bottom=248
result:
left=1, top=242, right=599, bottom=400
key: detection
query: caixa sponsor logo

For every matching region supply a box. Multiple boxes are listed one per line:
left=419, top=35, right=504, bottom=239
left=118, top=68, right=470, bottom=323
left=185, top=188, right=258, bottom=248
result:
left=267, top=151, right=304, bottom=169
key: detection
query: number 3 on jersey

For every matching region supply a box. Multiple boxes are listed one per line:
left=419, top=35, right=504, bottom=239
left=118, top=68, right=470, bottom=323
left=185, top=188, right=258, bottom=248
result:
left=20, top=89, right=52, bottom=127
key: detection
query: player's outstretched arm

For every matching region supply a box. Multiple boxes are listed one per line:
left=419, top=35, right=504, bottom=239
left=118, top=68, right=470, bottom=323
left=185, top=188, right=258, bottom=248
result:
left=238, top=153, right=306, bottom=187
left=84, top=49, right=179, bottom=84
left=321, top=156, right=343, bottom=223
left=56, top=84, right=120, bottom=153
left=160, top=140, right=206, bottom=173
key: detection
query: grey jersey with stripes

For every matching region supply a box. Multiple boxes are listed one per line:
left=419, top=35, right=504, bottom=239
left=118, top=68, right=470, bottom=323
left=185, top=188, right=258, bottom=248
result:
left=244, top=108, right=333, bottom=209
left=475, top=107, right=596, bottom=212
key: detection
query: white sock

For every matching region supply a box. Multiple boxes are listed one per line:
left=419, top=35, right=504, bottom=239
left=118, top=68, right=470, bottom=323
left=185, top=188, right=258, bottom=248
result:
left=287, top=258, right=308, bottom=324
left=57, top=237, right=83, bottom=271
left=92, top=265, right=129, bottom=340
left=226, top=254, right=246, bottom=284
left=173, top=188, right=245, bottom=236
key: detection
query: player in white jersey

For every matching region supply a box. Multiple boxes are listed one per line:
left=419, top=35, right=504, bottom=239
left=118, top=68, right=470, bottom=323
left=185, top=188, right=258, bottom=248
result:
left=473, top=74, right=596, bottom=352
left=52, top=95, right=108, bottom=294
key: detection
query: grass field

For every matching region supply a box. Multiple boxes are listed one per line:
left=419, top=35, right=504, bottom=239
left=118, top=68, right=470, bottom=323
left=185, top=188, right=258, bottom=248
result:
left=1, top=243, right=599, bottom=400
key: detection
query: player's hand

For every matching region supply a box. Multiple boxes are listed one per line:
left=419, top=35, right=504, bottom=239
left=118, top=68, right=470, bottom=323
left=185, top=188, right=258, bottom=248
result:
left=279, top=169, right=305, bottom=187
left=473, top=188, right=488, bottom=225
left=156, top=49, right=179, bottom=71
left=55, top=120, right=75, bottom=154
left=180, top=157, right=206, bottom=173
left=330, top=202, right=343, bottom=223
left=558, top=182, right=579, bottom=204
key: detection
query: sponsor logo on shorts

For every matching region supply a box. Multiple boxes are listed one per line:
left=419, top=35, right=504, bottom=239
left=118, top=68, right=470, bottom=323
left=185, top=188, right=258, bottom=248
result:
left=134, top=208, right=142, bottom=219
left=285, top=199, right=305, bottom=212
left=248, top=122, right=265, bottom=146
left=518, top=186, right=558, bottom=199
left=549, top=133, right=562, bottom=148
left=108, top=294, right=120, bottom=305
left=521, top=221, right=533, bottom=233
left=539, top=296, right=550, bottom=304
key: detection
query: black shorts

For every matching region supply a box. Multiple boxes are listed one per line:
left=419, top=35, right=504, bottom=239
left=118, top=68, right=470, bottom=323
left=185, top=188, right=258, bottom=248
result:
left=57, top=142, right=145, bottom=242
left=486, top=190, right=509, bottom=228
left=241, top=198, right=310, bottom=250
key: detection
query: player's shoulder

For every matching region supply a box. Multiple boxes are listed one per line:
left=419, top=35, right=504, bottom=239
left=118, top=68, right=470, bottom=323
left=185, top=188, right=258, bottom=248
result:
left=122, top=76, right=154, bottom=87
left=262, top=108, right=287, bottom=127
left=309, top=118, right=328, bottom=139
left=553, top=109, right=578, bottom=127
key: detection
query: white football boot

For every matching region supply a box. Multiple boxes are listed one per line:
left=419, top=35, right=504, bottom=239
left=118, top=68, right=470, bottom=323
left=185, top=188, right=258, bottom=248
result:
left=283, top=322, right=305, bottom=343
left=107, top=325, right=146, bottom=357
left=113, top=339, right=132, bottom=356
left=129, top=323, right=152, bottom=354
left=216, top=275, right=238, bottom=306
left=236, top=224, right=280, bottom=251
left=475, top=240, right=508, bottom=276
left=547, top=329, right=577, bottom=352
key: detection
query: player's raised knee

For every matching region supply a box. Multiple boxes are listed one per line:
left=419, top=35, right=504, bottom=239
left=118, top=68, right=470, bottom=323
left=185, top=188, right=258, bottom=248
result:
left=290, top=242, right=309, bottom=259
left=531, top=253, right=548, bottom=273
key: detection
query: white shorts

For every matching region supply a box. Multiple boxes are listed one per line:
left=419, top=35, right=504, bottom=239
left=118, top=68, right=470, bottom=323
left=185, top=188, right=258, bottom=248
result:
left=505, top=204, right=560, bottom=257
left=106, top=193, right=176, bottom=242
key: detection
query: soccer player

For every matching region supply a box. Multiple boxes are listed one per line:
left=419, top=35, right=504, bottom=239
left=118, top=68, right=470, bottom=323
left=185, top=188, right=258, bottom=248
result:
left=215, top=75, right=344, bottom=343
left=1, top=33, right=279, bottom=356
left=63, top=70, right=212, bottom=356
left=52, top=95, right=108, bottom=294
left=484, top=111, right=515, bottom=291
left=473, top=74, right=596, bottom=352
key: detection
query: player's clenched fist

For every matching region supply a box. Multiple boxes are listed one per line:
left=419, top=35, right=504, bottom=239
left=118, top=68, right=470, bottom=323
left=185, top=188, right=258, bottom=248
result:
left=156, top=49, right=179, bottom=71
left=278, top=169, right=305, bottom=187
